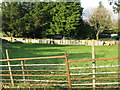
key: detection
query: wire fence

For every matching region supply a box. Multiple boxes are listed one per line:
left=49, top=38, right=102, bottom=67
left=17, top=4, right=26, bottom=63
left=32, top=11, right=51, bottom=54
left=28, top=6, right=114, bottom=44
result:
left=0, top=54, right=120, bottom=89
left=68, top=57, right=120, bottom=88
left=1, top=54, right=70, bottom=88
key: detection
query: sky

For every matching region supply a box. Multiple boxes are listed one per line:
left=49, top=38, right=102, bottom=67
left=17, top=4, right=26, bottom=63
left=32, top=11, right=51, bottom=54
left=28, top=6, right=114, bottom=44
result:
left=0, top=0, right=118, bottom=20
left=81, top=0, right=118, bottom=20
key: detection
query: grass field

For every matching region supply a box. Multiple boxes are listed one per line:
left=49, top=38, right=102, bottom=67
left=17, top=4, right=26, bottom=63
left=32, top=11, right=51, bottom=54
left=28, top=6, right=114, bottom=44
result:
left=2, top=41, right=118, bottom=59
left=1, top=40, right=119, bottom=88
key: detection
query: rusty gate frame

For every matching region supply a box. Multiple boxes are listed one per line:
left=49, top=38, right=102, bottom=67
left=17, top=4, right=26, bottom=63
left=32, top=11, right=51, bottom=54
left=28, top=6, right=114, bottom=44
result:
left=0, top=53, right=120, bottom=89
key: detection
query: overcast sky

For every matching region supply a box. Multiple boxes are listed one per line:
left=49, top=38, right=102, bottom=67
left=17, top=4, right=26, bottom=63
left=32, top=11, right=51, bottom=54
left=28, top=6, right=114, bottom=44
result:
left=0, top=0, right=118, bottom=20
left=81, top=0, right=118, bottom=20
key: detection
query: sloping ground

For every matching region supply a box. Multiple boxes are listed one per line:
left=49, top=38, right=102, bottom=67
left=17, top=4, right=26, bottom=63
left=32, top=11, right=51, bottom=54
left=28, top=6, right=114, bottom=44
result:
left=1, top=41, right=119, bottom=88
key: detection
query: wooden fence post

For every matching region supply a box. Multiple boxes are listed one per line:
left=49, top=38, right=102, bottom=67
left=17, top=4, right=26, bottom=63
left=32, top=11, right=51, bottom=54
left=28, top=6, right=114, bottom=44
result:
left=92, top=40, right=96, bottom=89
left=6, top=49, right=14, bottom=86
left=21, top=61, right=25, bottom=83
left=24, top=61, right=29, bottom=80
left=65, top=53, right=72, bottom=89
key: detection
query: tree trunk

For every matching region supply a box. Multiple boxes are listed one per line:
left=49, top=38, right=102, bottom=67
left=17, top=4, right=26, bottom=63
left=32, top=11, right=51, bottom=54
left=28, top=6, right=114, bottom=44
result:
left=96, top=34, right=99, bottom=40
left=96, top=32, right=99, bottom=40
left=96, top=29, right=101, bottom=40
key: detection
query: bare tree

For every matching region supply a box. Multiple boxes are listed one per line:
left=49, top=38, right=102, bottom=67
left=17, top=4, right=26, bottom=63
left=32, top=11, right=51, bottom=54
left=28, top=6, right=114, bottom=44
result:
left=89, top=1, right=112, bottom=40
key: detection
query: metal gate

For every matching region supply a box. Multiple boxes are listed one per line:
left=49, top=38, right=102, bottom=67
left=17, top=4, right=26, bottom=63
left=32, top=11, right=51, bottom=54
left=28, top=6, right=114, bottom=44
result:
left=0, top=53, right=120, bottom=89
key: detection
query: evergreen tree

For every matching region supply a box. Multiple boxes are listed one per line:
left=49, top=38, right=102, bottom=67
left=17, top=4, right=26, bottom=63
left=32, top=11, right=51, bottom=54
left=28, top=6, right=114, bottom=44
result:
left=1, top=2, right=84, bottom=39
left=2, top=2, right=26, bottom=37
left=47, top=2, right=83, bottom=38
left=28, top=2, right=54, bottom=38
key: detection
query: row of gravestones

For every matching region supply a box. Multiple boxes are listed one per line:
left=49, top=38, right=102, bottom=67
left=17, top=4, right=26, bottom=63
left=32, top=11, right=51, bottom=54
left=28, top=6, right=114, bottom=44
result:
left=53, top=40, right=119, bottom=45
left=1, top=37, right=119, bottom=46
left=13, top=38, right=120, bottom=45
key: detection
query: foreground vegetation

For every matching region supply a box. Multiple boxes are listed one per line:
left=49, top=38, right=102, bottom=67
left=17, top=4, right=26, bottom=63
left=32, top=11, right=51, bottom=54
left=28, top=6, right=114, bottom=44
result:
left=2, top=40, right=119, bottom=88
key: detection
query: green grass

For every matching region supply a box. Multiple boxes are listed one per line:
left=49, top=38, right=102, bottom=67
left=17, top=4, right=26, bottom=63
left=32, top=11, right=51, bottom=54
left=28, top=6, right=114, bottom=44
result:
left=2, top=42, right=118, bottom=59
left=1, top=41, right=119, bottom=88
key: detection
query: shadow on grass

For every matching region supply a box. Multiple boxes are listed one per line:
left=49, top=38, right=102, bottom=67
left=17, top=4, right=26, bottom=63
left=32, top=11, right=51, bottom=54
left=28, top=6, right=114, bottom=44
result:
left=11, top=42, right=71, bottom=49
left=2, top=42, right=68, bottom=58
left=2, top=42, right=67, bottom=82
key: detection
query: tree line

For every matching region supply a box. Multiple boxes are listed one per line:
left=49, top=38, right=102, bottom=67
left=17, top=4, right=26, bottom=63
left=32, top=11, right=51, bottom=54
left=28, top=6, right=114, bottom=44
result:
left=1, top=1, right=116, bottom=39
